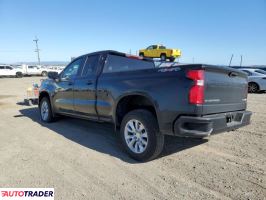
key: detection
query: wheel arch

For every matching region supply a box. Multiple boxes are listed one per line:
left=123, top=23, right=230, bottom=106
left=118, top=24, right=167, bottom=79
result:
left=114, top=93, right=158, bottom=128
left=39, top=91, right=51, bottom=107
left=248, top=81, right=260, bottom=90
left=39, top=91, right=55, bottom=117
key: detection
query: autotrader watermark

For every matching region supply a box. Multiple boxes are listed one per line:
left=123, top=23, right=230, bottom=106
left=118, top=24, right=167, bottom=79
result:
left=0, top=188, right=54, bottom=199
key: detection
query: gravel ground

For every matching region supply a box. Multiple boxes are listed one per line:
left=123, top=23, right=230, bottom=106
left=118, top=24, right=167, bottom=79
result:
left=0, top=76, right=265, bottom=200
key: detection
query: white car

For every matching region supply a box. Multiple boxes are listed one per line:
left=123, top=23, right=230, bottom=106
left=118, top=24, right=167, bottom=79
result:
left=0, top=65, right=23, bottom=78
left=240, top=68, right=266, bottom=93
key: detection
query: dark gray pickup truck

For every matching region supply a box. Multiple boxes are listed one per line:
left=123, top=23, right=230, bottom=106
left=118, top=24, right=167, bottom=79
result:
left=39, top=50, right=252, bottom=161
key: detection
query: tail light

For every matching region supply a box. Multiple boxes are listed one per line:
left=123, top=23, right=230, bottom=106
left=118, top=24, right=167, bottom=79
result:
left=187, top=70, right=205, bottom=104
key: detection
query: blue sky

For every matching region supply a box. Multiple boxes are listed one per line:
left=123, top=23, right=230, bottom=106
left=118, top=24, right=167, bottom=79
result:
left=0, top=0, right=265, bottom=65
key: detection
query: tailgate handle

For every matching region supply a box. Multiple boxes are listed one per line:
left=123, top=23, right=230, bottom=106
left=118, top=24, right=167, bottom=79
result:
left=228, top=72, right=237, bottom=77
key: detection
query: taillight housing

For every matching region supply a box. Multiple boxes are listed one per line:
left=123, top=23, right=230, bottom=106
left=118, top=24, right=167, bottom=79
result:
left=187, top=70, right=205, bottom=104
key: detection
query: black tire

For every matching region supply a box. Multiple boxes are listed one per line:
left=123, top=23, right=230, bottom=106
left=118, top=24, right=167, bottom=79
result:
left=139, top=53, right=144, bottom=57
left=248, top=82, right=259, bottom=93
left=160, top=54, right=166, bottom=61
left=39, top=97, right=54, bottom=123
left=41, top=71, right=48, bottom=77
left=16, top=72, right=23, bottom=78
left=169, top=57, right=175, bottom=62
left=120, top=109, right=164, bottom=162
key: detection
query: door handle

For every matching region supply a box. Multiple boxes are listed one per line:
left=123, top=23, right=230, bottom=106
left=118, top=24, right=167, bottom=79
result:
left=68, top=81, right=73, bottom=86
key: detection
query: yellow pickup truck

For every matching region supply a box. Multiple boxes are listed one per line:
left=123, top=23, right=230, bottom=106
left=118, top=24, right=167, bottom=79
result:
left=139, top=45, right=181, bottom=61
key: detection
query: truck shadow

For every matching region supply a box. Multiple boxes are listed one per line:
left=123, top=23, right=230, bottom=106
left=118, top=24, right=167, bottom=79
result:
left=18, top=107, right=207, bottom=163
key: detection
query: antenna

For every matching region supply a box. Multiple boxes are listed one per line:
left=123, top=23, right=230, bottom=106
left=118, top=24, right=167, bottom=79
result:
left=240, top=55, right=243, bottom=67
left=229, top=54, right=234, bottom=66
left=33, top=36, right=41, bottom=65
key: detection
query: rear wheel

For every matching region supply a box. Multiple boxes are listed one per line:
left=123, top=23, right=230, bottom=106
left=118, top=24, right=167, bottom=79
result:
left=120, top=109, right=164, bottom=162
left=41, top=71, right=48, bottom=77
left=160, top=54, right=166, bottom=61
left=248, top=82, right=259, bottom=93
left=139, top=53, right=144, bottom=57
left=39, top=97, right=54, bottom=122
left=16, top=72, right=23, bottom=78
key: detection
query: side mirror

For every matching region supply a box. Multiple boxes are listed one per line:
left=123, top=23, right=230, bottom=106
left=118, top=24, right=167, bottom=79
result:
left=48, top=71, right=59, bottom=80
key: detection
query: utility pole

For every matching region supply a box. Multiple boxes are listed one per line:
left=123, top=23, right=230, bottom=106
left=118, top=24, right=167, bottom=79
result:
left=229, top=54, right=234, bottom=66
left=240, top=55, right=243, bottom=67
left=33, top=36, right=41, bottom=65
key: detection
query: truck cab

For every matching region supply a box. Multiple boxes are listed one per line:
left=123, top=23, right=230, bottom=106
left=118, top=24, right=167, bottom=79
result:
left=20, top=64, right=42, bottom=76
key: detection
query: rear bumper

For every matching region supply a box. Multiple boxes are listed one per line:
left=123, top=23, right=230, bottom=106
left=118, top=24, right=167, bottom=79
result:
left=174, top=110, right=252, bottom=138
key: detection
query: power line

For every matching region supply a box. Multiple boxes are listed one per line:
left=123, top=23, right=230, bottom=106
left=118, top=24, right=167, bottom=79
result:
left=33, top=36, right=41, bottom=65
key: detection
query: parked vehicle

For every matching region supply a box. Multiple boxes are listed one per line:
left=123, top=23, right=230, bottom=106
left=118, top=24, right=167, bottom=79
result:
left=239, top=68, right=266, bottom=93
left=40, top=66, right=65, bottom=76
left=231, top=66, right=266, bottom=72
left=20, top=64, right=42, bottom=76
left=0, top=65, right=23, bottom=78
left=139, top=45, right=181, bottom=61
left=39, top=50, right=252, bottom=161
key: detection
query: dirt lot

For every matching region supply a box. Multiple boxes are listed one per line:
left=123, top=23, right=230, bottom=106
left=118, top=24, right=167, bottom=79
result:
left=0, top=76, right=265, bottom=200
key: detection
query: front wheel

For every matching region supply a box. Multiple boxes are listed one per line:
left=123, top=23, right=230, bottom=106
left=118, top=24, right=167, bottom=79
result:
left=120, top=109, right=164, bottom=162
left=169, top=57, right=175, bottom=62
left=39, top=97, right=54, bottom=122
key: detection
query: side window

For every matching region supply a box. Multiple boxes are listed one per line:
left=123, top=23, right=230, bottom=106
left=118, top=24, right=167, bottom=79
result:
left=61, top=57, right=85, bottom=79
left=103, top=54, right=155, bottom=73
left=159, top=46, right=166, bottom=49
left=81, top=55, right=99, bottom=77
left=28, top=66, right=34, bottom=69
left=0, top=66, right=4, bottom=69
left=255, top=70, right=266, bottom=75
left=152, top=45, right=158, bottom=49
left=6, top=66, right=12, bottom=70
left=242, top=70, right=252, bottom=76
left=146, top=46, right=153, bottom=50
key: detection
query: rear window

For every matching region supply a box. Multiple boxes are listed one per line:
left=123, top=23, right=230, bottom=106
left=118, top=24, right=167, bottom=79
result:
left=255, top=69, right=266, bottom=75
left=103, top=54, right=154, bottom=73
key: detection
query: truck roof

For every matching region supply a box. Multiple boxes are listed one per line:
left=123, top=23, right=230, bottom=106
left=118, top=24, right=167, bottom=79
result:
left=79, top=50, right=153, bottom=62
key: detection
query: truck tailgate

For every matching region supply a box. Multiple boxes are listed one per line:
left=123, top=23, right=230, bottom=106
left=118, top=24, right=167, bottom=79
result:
left=202, top=65, right=248, bottom=114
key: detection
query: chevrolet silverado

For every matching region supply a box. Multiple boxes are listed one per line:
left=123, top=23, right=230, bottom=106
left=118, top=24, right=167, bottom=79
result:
left=39, top=50, right=252, bottom=161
